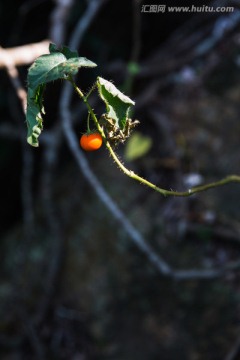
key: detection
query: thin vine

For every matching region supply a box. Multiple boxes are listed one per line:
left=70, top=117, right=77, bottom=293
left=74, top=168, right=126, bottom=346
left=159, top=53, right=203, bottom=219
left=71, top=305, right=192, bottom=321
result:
left=67, top=75, right=240, bottom=197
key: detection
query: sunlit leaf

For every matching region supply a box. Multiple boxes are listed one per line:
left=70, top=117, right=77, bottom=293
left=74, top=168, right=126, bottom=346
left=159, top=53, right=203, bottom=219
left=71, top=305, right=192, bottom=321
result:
left=97, top=77, right=135, bottom=130
left=28, top=53, right=97, bottom=89
left=26, top=43, right=97, bottom=147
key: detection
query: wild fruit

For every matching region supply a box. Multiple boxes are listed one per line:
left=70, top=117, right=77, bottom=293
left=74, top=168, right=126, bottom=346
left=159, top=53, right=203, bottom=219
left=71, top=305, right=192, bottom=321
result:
left=80, top=133, right=103, bottom=151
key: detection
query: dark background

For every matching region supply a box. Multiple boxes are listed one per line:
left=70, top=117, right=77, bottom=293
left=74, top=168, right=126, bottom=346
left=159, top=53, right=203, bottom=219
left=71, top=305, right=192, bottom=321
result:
left=1, top=0, right=240, bottom=359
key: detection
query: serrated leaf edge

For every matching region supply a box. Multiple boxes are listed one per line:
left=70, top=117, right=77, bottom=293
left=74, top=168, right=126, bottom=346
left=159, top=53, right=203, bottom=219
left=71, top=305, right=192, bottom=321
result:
left=97, top=77, right=135, bottom=105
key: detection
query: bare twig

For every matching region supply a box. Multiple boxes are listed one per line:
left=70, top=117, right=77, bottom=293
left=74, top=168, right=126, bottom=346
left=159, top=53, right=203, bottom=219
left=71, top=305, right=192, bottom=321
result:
left=3, top=55, right=35, bottom=236
left=139, top=10, right=240, bottom=78
left=69, top=0, right=108, bottom=50
left=50, top=0, right=75, bottom=45
left=0, top=46, right=27, bottom=112
left=0, top=40, right=50, bottom=68
left=35, top=137, right=65, bottom=326
left=172, top=259, right=240, bottom=280
left=33, top=0, right=77, bottom=325
left=0, top=7, right=71, bottom=330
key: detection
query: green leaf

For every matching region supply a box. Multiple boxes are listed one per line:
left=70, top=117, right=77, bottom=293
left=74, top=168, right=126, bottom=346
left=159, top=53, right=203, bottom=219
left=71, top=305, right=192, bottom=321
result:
left=61, top=45, right=79, bottom=59
left=26, top=43, right=97, bottom=147
left=49, top=43, right=78, bottom=59
left=124, top=132, right=152, bottom=161
left=26, top=86, right=44, bottom=147
left=49, top=43, right=59, bottom=54
left=28, top=53, right=97, bottom=89
left=97, top=77, right=135, bottom=130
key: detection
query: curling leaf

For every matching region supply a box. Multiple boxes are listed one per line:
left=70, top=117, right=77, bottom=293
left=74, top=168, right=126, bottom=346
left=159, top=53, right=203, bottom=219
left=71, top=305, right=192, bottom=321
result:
left=26, top=43, right=97, bottom=147
left=26, top=86, right=44, bottom=147
left=97, top=77, right=135, bottom=130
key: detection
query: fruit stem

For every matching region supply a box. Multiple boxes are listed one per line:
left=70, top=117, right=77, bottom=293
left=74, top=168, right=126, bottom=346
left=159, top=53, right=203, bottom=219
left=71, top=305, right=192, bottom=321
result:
left=87, top=112, right=91, bottom=133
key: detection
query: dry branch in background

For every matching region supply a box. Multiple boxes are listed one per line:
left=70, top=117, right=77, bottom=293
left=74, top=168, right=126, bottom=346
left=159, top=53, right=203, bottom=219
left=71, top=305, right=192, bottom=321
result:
left=50, top=0, right=75, bottom=45
left=0, top=46, right=27, bottom=112
left=0, top=40, right=50, bottom=68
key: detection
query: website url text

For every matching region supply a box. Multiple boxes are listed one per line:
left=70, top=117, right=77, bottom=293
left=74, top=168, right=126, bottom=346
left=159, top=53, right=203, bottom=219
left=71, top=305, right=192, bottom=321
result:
left=141, top=5, right=235, bottom=13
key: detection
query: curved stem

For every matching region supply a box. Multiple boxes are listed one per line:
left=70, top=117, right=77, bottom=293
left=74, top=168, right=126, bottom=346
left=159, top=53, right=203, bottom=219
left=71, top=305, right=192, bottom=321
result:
left=67, top=76, right=240, bottom=197
left=86, top=112, right=91, bottom=133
